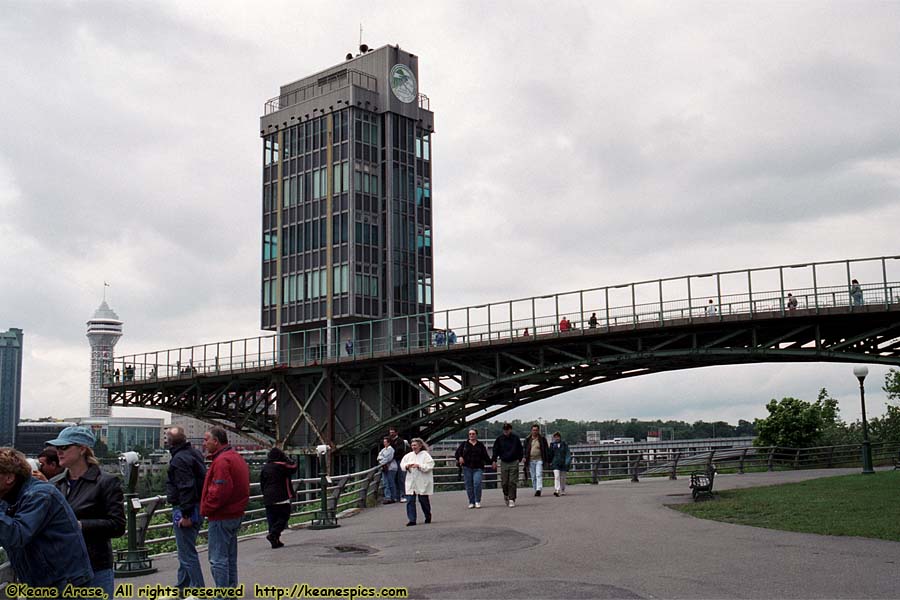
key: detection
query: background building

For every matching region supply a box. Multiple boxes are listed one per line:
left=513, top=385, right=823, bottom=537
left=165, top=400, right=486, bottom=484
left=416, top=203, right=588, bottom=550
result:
left=260, top=44, right=435, bottom=355
left=170, top=414, right=263, bottom=449
left=86, top=300, right=123, bottom=417
left=0, top=328, right=24, bottom=446
left=16, top=420, right=74, bottom=456
left=81, top=417, right=165, bottom=454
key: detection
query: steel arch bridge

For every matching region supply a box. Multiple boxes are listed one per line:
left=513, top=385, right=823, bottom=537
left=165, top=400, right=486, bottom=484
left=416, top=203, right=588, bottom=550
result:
left=107, top=255, right=900, bottom=460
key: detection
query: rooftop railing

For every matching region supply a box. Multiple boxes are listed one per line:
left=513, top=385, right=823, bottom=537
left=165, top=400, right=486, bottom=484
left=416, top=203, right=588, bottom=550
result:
left=107, top=255, right=900, bottom=385
left=264, top=69, right=378, bottom=115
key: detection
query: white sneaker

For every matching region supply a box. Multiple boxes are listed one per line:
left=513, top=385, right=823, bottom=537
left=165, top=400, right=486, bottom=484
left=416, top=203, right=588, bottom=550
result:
left=400, top=497, right=407, bottom=503
left=508, top=499, right=516, bottom=508
left=475, top=502, right=481, bottom=508
left=468, top=503, right=475, bottom=509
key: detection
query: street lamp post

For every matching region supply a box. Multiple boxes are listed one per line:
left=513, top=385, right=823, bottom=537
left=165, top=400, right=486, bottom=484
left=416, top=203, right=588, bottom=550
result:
left=853, top=365, right=875, bottom=475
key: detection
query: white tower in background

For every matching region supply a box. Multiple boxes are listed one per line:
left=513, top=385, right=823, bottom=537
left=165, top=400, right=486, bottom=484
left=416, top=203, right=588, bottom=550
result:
left=86, top=300, right=123, bottom=418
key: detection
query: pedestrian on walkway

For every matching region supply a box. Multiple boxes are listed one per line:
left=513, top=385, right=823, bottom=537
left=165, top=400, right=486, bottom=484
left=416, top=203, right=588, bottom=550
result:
left=377, top=437, right=397, bottom=504
left=523, top=424, right=550, bottom=497
left=200, top=427, right=250, bottom=596
left=850, top=279, right=864, bottom=306
left=455, top=429, right=491, bottom=509
left=491, top=423, right=524, bottom=507
left=400, top=438, right=434, bottom=526
left=260, top=447, right=297, bottom=549
left=549, top=432, right=571, bottom=496
left=0, top=447, right=93, bottom=592
left=165, top=426, right=207, bottom=593
left=786, top=293, right=798, bottom=312
left=588, top=313, right=598, bottom=328
left=388, top=427, right=410, bottom=502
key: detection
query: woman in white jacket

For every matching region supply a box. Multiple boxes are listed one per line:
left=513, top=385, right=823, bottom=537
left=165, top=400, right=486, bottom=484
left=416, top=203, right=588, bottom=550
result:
left=399, top=438, right=434, bottom=526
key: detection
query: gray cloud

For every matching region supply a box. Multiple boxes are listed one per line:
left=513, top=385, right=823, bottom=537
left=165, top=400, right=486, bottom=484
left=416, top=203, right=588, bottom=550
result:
left=3, top=1, right=899, bottom=425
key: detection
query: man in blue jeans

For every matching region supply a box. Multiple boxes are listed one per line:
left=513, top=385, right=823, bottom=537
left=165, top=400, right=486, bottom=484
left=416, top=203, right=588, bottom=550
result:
left=200, top=427, right=250, bottom=598
left=165, top=426, right=207, bottom=594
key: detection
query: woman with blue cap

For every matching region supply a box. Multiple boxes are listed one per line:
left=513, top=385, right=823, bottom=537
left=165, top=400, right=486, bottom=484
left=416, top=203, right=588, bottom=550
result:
left=47, top=425, right=126, bottom=600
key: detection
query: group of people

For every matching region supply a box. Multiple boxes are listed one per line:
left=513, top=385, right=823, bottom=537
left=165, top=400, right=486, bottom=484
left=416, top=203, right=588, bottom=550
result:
left=485, top=423, right=571, bottom=507
left=0, top=423, right=292, bottom=599
left=377, top=424, right=572, bottom=525
left=434, top=329, right=457, bottom=346
left=0, top=426, right=125, bottom=597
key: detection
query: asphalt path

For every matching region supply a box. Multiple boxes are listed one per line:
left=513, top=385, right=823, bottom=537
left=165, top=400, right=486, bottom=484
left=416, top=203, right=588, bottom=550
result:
left=124, top=467, right=900, bottom=599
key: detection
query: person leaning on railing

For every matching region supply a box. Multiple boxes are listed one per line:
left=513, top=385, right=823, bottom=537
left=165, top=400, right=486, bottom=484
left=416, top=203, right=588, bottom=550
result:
left=0, top=447, right=94, bottom=592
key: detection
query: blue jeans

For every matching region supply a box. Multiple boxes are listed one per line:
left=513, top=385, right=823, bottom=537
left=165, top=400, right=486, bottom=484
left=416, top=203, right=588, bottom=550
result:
left=382, top=469, right=396, bottom=500
left=529, top=461, right=543, bottom=491
left=395, top=468, right=407, bottom=501
left=89, top=568, right=114, bottom=600
left=462, top=467, right=483, bottom=504
left=405, top=493, right=431, bottom=524
left=208, top=517, right=242, bottom=596
left=174, top=520, right=205, bottom=591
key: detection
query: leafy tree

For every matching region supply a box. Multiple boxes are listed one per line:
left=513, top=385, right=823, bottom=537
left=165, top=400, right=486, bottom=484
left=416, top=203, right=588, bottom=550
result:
left=754, top=396, right=832, bottom=448
left=870, top=369, right=900, bottom=442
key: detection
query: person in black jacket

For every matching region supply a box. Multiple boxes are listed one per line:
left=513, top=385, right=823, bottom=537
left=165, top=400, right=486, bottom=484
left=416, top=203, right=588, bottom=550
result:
left=260, top=447, right=297, bottom=549
left=47, top=426, right=125, bottom=600
left=165, top=426, right=207, bottom=593
left=455, top=429, right=491, bottom=509
left=491, top=423, right=524, bottom=508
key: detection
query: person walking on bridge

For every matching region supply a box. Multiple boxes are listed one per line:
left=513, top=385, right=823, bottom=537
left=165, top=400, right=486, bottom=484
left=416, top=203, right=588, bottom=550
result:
left=523, top=424, right=550, bottom=497
left=492, top=423, right=524, bottom=507
left=455, top=429, right=491, bottom=509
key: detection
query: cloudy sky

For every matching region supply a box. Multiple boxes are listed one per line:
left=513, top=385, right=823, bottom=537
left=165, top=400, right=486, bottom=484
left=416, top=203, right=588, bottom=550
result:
left=2, top=1, right=899, bottom=429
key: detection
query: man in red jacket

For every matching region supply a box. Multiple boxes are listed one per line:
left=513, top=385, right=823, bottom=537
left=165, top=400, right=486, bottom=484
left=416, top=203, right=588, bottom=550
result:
left=200, top=427, right=250, bottom=596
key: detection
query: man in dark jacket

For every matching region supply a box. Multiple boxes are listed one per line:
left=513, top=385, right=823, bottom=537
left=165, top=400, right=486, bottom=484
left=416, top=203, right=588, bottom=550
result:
left=0, top=447, right=93, bottom=591
left=201, top=427, right=250, bottom=594
left=165, top=426, right=207, bottom=593
left=491, top=423, right=524, bottom=507
left=388, top=427, right=410, bottom=502
left=260, top=447, right=297, bottom=549
left=523, top=423, right=551, bottom=497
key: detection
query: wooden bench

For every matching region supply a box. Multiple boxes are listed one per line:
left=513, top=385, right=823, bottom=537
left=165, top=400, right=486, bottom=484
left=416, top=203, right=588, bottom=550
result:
left=689, top=468, right=716, bottom=500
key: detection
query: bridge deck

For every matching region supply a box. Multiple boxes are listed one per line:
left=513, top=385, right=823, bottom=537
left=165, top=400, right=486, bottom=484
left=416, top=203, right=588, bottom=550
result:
left=122, top=468, right=898, bottom=599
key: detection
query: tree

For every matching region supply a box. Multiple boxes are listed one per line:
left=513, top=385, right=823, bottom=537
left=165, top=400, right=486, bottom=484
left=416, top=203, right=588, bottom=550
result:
left=870, top=369, right=900, bottom=442
left=754, top=395, right=833, bottom=448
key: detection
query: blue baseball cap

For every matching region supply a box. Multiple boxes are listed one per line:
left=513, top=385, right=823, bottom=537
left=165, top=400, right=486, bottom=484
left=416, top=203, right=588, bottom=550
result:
left=46, top=426, right=96, bottom=448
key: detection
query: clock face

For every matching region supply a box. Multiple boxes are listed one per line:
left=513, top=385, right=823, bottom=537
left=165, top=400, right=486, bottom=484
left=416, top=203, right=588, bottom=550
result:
left=390, top=64, right=417, bottom=104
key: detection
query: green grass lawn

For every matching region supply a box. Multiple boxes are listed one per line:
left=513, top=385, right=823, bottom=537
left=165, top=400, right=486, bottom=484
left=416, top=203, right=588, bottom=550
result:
left=673, top=471, right=900, bottom=542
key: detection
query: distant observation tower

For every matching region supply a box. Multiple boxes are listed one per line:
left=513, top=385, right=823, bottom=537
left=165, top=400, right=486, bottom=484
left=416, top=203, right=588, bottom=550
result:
left=86, top=300, right=123, bottom=418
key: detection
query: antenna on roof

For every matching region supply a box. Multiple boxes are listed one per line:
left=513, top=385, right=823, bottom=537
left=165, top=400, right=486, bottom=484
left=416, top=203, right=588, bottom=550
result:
left=359, top=23, right=363, bottom=48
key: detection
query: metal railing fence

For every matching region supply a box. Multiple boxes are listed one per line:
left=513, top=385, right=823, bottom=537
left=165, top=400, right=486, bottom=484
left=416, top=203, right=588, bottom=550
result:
left=108, top=255, right=900, bottom=384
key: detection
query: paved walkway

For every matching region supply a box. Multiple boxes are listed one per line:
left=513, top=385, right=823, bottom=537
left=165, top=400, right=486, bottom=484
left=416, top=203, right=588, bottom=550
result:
left=126, top=468, right=900, bottom=599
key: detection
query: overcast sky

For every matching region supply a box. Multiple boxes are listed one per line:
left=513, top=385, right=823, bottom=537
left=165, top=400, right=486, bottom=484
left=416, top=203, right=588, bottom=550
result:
left=2, top=1, right=900, bottom=430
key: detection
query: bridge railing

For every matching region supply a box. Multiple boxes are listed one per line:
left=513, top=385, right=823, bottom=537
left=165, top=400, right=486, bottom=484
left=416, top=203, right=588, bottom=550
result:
left=107, top=255, right=900, bottom=383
